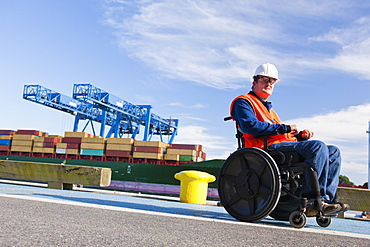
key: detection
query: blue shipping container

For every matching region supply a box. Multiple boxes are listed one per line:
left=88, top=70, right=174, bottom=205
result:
left=0, top=140, right=11, bottom=145
left=80, top=149, right=104, bottom=156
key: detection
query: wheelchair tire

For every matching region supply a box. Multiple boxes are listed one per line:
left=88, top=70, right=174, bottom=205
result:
left=218, top=147, right=281, bottom=222
left=289, top=211, right=307, bottom=228
left=316, top=216, right=332, bottom=227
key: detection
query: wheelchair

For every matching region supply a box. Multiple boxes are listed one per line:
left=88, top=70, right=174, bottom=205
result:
left=218, top=117, right=336, bottom=228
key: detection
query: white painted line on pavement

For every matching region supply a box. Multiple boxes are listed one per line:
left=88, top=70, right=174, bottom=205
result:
left=0, top=192, right=369, bottom=240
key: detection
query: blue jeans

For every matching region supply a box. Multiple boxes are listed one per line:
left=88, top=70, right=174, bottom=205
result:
left=269, top=140, right=341, bottom=202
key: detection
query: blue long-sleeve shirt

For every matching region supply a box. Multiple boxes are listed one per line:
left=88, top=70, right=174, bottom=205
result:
left=231, top=92, right=291, bottom=137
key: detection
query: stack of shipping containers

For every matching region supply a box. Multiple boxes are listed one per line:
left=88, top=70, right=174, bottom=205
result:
left=0, top=129, right=206, bottom=163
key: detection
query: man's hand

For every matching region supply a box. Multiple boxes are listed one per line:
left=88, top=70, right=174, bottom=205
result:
left=290, top=124, right=299, bottom=135
left=290, top=126, right=314, bottom=140
left=301, top=129, right=314, bottom=140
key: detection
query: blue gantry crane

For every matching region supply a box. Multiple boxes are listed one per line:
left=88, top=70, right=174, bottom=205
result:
left=23, top=84, right=179, bottom=143
left=72, top=84, right=178, bottom=143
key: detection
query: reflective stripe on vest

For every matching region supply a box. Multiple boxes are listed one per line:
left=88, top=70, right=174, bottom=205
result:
left=230, top=94, right=297, bottom=149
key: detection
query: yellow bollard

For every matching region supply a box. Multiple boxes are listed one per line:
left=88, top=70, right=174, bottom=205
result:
left=174, top=170, right=216, bottom=204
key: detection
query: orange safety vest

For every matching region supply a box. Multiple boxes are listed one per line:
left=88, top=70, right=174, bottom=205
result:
left=230, top=93, right=297, bottom=149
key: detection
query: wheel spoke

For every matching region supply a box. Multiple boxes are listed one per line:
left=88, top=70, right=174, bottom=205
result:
left=225, top=193, right=242, bottom=207
left=238, top=153, right=249, bottom=170
left=255, top=161, right=267, bottom=177
left=259, top=184, right=273, bottom=196
left=222, top=174, right=236, bottom=182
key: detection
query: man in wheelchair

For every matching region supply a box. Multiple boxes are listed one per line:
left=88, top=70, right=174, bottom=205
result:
left=229, top=63, right=349, bottom=217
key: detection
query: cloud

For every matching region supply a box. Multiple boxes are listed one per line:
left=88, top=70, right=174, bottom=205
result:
left=103, top=0, right=326, bottom=89
left=104, top=1, right=254, bottom=89
left=175, top=124, right=235, bottom=159
left=134, top=94, right=157, bottom=104
left=286, top=104, right=370, bottom=142
left=168, top=102, right=206, bottom=108
left=311, top=17, right=370, bottom=80
left=182, top=116, right=207, bottom=122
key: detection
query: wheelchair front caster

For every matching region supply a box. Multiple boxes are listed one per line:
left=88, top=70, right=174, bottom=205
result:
left=289, top=211, right=307, bottom=228
left=316, top=216, right=332, bottom=227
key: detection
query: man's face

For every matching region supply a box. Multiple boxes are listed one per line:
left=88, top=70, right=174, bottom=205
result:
left=252, top=76, right=277, bottom=100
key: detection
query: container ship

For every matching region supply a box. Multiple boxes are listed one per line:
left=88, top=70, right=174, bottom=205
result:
left=0, top=129, right=222, bottom=198
left=0, top=83, right=224, bottom=197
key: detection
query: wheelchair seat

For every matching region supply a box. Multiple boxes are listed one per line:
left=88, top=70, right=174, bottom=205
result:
left=269, top=150, right=303, bottom=165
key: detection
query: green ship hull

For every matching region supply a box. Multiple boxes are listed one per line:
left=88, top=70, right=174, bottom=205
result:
left=0, top=155, right=224, bottom=197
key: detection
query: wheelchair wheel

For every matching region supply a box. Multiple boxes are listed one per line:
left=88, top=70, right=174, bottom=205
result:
left=218, top=147, right=281, bottom=222
left=289, top=211, right=307, bottom=228
left=316, top=216, right=332, bottom=227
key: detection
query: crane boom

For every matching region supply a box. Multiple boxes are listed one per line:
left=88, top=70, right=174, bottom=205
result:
left=72, top=83, right=178, bottom=143
left=23, top=84, right=178, bottom=143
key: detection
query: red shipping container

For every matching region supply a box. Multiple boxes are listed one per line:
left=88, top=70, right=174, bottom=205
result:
left=0, top=145, right=11, bottom=151
left=106, top=150, right=131, bottom=157
left=16, top=129, right=43, bottom=136
left=201, top=152, right=207, bottom=159
left=63, top=137, right=82, bottom=144
left=170, top=144, right=202, bottom=151
left=67, top=143, right=80, bottom=149
left=44, top=137, right=61, bottom=143
left=43, top=142, right=56, bottom=148
left=0, top=130, right=15, bottom=135
left=134, top=146, right=163, bottom=153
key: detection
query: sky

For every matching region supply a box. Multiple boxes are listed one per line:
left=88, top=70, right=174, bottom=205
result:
left=1, top=0, right=370, bottom=185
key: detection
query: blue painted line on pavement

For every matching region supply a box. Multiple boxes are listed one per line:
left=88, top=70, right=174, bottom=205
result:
left=0, top=183, right=369, bottom=236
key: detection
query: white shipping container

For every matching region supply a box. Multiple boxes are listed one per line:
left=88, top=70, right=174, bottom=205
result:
left=56, top=148, right=67, bottom=154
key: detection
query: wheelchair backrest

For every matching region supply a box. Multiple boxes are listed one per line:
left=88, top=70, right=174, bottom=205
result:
left=225, top=116, right=270, bottom=151
left=224, top=116, right=245, bottom=150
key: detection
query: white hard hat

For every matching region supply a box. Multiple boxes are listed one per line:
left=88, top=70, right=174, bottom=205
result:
left=254, top=63, right=279, bottom=81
